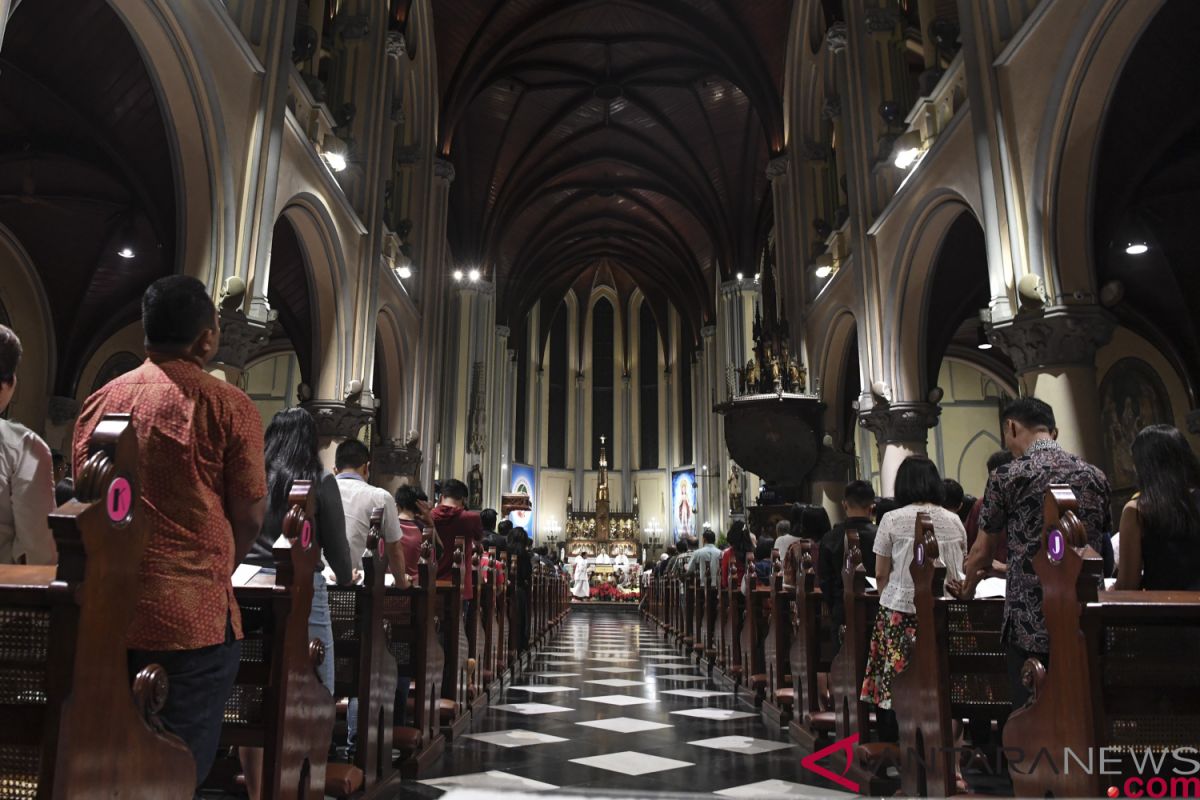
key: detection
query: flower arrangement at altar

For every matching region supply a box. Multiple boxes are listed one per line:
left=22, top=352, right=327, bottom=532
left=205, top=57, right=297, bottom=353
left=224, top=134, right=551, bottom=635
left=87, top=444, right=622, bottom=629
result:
left=589, top=582, right=638, bottom=602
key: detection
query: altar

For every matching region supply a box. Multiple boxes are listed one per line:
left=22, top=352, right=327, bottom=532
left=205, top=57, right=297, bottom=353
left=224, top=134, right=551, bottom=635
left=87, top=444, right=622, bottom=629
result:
left=564, top=437, right=641, bottom=560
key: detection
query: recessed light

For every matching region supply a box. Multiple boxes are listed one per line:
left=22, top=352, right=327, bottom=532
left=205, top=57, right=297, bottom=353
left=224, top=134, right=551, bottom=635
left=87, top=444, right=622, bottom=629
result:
left=322, top=150, right=347, bottom=172
left=117, top=247, right=135, bottom=259
left=1125, top=242, right=1148, bottom=255
left=468, top=268, right=481, bottom=281
left=815, top=265, right=832, bottom=279
left=452, top=269, right=464, bottom=281
left=397, top=265, right=412, bottom=280
left=736, top=272, right=744, bottom=281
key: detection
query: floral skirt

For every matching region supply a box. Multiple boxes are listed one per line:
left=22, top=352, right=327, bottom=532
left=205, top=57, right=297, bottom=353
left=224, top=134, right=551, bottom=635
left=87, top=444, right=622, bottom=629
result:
left=859, top=606, right=917, bottom=710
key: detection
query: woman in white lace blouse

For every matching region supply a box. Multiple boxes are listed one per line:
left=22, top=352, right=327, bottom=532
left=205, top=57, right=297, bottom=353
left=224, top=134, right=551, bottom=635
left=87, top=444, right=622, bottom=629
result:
left=860, top=456, right=966, bottom=731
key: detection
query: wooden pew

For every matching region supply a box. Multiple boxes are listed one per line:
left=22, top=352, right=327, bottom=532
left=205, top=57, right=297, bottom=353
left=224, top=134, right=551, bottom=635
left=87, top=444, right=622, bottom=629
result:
left=464, top=549, right=486, bottom=714
left=891, top=512, right=1009, bottom=797
left=437, top=538, right=469, bottom=740
left=477, top=547, right=501, bottom=701
left=739, top=552, right=770, bottom=706
left=0, top=414, right=196, bottom=798
left=827, top=531, right=898, bottom=796
left=383, top=526, right=445, bottom=778
left=717, top=559, right=745, bottom=689
left=788, top=539, right=837, bottom=749
left=213, top=479, right=336, bottom=799
left=762, top=549, right=795, bottom=728
left=1002, top=485, right=1200, bottom=797
left=327, top=508, right=398, bottom=797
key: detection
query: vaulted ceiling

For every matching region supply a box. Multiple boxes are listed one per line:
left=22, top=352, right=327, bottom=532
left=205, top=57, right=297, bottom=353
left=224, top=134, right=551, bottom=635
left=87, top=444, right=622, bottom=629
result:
left=0, top=0, right=175, bottom=395
left=432, top=0, right=793, bottom=342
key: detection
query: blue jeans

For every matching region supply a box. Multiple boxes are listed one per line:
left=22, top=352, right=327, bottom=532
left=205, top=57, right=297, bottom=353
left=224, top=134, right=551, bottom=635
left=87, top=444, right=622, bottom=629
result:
left=127, top=615, right=241, bottom=788
left=311, top=572, right=335, bottom=693
left=346, top=673, right=410, bottom=751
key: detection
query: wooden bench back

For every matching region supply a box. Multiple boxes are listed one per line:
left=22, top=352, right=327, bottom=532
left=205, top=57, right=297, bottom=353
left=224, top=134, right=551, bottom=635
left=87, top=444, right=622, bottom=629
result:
left=0, top=413, right=196, bottom=798
left=830, top=530, right=875, bottom=742
left=328, top=507, right=397, bottom=789
left=762, top=548, right=793, bottom=719
left=1004, top=485, right=1200, bottom=796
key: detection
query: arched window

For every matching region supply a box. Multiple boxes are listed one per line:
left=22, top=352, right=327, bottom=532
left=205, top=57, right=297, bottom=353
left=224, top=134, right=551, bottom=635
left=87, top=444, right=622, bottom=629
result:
left=591, top=298, right=614, bottom=468
left=547, top=304, right=568, bottom=469
left=638, top=303, right=659, bottom=469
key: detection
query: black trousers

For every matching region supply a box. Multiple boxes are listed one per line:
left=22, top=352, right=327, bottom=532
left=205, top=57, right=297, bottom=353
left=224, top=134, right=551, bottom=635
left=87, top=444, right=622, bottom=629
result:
left=1005, top=642, right=1049, bottom=710
left=127, top=617, right=241, bottom=789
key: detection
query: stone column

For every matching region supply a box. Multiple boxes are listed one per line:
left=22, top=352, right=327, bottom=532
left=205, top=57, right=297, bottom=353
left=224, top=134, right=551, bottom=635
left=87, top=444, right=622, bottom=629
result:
left=988, top=307, right=1115, bottom=470
left=302, top=400, right=373, bottom=470
left=411, top=158, right=455, bottom=490
left=810, top=445, right=857, bottom=524
left=574, top=371, right=586, bottom=502
left=621, top=371, right=633, bottom=504
left=767, top=155, right=805, bottom=328
left=858, top=401, right=941, bottom=497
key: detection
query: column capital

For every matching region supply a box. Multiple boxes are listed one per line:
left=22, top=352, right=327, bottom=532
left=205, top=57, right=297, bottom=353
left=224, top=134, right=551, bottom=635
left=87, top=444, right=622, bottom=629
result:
left=301, top=400, right=373, bottom=439
left=453, top=279, right=495, bottom=297
left=766, top=155, right=790, bottom=181
left=1188, top=410, right=1200, bottom=436
left=213, top=308, right=274, bottom=371
left=700, top=324, right=716, bottom=339
left=372, top=436, right=423, bottom=478
left=434, top=157, right=456, bottom=183
left=858, top=401, right=940, bottom=446
left=987, top=306, right=1116, bottom=373
left=386, top=31, right=407, bottom=59
left=495, top=325, right=511, bottom=338
left=48, top=395, right=80, bottom=426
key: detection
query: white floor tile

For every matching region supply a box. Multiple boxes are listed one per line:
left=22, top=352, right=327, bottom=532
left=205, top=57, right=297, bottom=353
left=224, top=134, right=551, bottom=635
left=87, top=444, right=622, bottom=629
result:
left=570, top=750, right=693, bottom=776
left=647, top=663, right=697, bottom=671
left=657, top=674, right=707, bottom=683
left=644, top=654, right=687, bottom=660
left=533, top=672, right=580, bottom=678
left=575, top=716, right=674, bottom=733
left=670, top=708, right=757, bottom=720
left=587, top=666, right=642, bottom=674
left=507, top=684, right=580, bottom=694
left=419, top=770, right=559, bottom=790
left=492, top=702, right=574, bottom=715
left=460, top=729, right=569, bottom=748
left=585, top=678, right=647, bottom=687
left=581, top=694, right=657, bottom=706
left=688, top=735, right=795, bottom=755
left=715, top=779, right=825, bottom=798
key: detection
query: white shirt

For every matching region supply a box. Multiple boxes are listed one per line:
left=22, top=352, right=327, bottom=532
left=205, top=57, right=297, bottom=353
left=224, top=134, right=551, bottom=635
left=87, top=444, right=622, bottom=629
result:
left=334, top=472, right=402, bottom=572
left=0, top=419, right=57, bottom=565
left=874, top=503, right=966, bottom=614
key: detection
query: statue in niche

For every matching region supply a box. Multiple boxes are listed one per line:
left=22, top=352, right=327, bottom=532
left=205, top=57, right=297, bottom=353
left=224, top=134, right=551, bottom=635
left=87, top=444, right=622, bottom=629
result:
left=769, top=350, right=782, bottom=391
left=468, top=463, right=483, bottom=510
left=745, top=359, right=759, bottom=393
left=728, top=462, right=744, bottom=515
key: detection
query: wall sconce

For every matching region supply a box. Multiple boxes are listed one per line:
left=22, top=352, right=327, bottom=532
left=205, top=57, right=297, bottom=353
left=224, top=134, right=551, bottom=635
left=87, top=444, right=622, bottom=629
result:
left=814, top=253, right=836, bottom=279
left=321, top=135, right=349, bottom=172
left=892, top=130, right=924, bottom=169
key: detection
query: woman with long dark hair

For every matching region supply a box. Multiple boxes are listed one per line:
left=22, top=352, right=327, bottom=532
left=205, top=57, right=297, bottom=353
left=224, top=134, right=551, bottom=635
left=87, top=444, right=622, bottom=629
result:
left=1115, top=424, right=1200, bottom=590
left=244, top=407, right=353, bottom=691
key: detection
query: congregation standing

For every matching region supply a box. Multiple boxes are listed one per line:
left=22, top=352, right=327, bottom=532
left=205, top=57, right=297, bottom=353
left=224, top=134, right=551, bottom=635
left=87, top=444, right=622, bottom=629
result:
left=4, top=277, right=1200, bottom=789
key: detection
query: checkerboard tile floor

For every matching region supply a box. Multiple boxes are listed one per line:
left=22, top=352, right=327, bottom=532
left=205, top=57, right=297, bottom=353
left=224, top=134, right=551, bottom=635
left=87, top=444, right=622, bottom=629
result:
left=390, top=610, right=854, bottom=798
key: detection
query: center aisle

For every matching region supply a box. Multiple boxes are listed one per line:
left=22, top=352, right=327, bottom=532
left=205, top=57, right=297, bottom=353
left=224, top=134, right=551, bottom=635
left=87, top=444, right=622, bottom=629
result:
left=395, top=609, right=848, bottom=798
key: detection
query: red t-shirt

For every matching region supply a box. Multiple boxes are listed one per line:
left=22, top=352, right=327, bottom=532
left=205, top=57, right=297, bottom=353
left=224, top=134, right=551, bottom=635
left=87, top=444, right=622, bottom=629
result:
left=398, top=518, right=422, bottom=581
left=431, top=504, right=483, bottom=599
left=719, top=547, right=746, bottom=590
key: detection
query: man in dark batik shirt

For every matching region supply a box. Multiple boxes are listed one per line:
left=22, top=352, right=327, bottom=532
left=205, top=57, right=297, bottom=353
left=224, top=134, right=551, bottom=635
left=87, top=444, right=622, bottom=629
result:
left=948, top=397, right=1110, bottom=709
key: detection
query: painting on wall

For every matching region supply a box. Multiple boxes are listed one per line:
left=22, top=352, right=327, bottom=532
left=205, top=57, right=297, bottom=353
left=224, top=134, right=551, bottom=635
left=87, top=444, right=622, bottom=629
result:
left=1099, top=357, right=1173, bottom=490
left=671, top=468, right=696, bottom=543
left=509, top=463, right=535, bottom=537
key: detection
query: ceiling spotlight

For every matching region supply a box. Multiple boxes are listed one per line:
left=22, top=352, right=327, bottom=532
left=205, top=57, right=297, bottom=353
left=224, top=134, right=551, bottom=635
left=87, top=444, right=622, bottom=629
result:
left=452, top=269, right=464, bottom=282
left=736, top=272, right=744, bottom=281
left=1125, top=242, right=1149, bottom=255
left=976, top=326, right=993, bottom=351
left=396, top=265, right=413, bottom=280
left=468, top=268, right=481, bottom=282
left=754, top=272, right=760, bottom=282
left=117, top=246, right=136, bottom=259
left=892, top=130, right=923, bottom=169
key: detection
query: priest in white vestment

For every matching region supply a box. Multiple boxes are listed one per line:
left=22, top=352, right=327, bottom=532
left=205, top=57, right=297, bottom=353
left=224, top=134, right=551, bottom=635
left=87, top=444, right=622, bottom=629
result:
left=571, top=553, right=591, bottom=598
